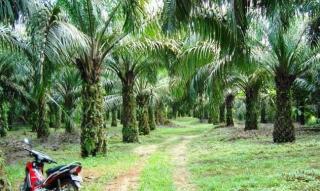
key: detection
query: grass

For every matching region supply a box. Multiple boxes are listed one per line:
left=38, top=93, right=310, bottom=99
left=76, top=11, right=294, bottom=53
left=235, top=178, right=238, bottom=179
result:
left=138, top=151, right=175, bottom=191
left=188, top=124, right=320, bottom=191
left=2, top=118, right=320, bottom=190
left=3, top=118, right=211, bottom=190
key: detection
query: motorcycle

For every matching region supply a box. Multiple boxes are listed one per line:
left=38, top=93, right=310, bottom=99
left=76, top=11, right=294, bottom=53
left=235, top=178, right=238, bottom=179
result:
left=20, top=138, right=83, bottom=191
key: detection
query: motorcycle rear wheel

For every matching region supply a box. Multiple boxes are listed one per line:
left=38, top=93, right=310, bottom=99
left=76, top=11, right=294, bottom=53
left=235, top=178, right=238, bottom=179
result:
left=59, top=182, right=79, bottom=191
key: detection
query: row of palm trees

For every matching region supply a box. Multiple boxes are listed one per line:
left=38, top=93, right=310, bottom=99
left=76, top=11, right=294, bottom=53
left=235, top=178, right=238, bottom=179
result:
left=0, top=0, right=177, bottom=158
left=0, top=0, right=320, bottom=161
left=166, top=0, right=320, bottom=143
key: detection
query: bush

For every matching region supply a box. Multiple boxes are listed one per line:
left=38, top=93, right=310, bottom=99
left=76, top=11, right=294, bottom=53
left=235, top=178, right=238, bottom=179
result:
left=307, top=115, right=318, bottom=126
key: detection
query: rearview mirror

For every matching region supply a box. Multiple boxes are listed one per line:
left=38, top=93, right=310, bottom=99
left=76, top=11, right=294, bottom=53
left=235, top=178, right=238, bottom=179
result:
left=23, top=138, right=32, bottom=147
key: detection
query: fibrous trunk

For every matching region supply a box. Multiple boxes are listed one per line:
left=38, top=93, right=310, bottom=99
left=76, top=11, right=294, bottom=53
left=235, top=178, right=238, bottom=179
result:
left=49, top=104, right=55, bottom=128
left=219, top=103, right=225, bottom=123
left=211, top=110, right=219, bottom=125
left=8, top=101, right=14, bottom=130
left=273, top=74, right=295, bottom=143
left=122, top=72, right=139, bottom=143
left=148, top=106, right=156, bottom=130
left=65, top=109, right=75, bottom=133
left=117, top=109, right=121, bottom=121
left=296, top=99, right=305, bottom=125
left=155, top=102, right=165, bottom=125
left=111, top=108, right=117, bottom=127
left=81, top=82, right=107, bottom=157
left=317, top=102, right=320, bottom=119
left=49, top=104, right=61, bottom=129
left=172, top=104, right=178, bottom=119
left=245, top=87, right=259, bottom=130
left=30, top=104, right=37, bottom=132
left=0, top=150, right=9, bottom=191
left=55, top=107, right=62, bottom=129
left=105, top=110, right=110, bottom=121
left=199, top=94, right=205, bottom=122
left=37, top=95, right=50, bottom=138
left=0, top=102, right=9, bottom=137
left=226, top=94, right=234, bottom=127
left=137, top=94, right=150, bottom=135
left=260, top=101, right=267, bottom=123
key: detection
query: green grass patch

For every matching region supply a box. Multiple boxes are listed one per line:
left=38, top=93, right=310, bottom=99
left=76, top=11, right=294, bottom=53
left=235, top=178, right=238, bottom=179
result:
left=4, top=118, right=211, bottom=190
left=138, top=151, right=175, bottom=191
left=187, top=125, right=320, bottom=191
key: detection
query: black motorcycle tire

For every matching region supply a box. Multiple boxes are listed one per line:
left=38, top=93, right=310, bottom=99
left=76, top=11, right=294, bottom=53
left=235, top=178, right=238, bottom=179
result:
left=58, top=182, right=79, bottom=191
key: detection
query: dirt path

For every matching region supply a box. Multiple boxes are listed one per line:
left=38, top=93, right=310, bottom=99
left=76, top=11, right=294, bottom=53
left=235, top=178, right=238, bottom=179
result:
left=105, top=144, right=158, bottom=191
left=170, top=136, right=198, bottom=191
left=104, top=135, right=198, bottom=191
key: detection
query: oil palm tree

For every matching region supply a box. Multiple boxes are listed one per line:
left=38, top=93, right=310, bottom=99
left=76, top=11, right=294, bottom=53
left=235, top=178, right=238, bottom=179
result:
left=0, top=31, right=36, bottom=136
left=103, top=71, right=122, bottom=127
left=135, top=78, right=152, bottom=135
left=255, top=17, right=320, bottom=143
left=0, top=4, right=72, bottom=139
left=225, top=66, right=269, bottom=130
left=294, top=67, right=320, bottom=123
left=57, top=0, right=147, bottom=156
left=19, top=4, right=75, bottom=138
left=54, top=66, right=82, bottom=133
left=0, top=0, right=33, bottom=24
left=108, top=21, right=179, bottom=142
left=135, top=73, right=169, bottom=134
left=0, top=53, right=19, bottom=137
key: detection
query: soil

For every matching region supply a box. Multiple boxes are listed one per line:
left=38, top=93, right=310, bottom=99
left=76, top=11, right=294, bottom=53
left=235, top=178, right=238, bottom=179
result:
left=170, top=136, right=198, bottom=191
left=104, top=144, right=158, bottom=191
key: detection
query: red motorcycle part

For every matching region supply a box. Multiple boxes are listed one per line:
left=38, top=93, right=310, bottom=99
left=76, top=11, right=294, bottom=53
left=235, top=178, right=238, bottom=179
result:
left=25, top=162, right=45, bottom=191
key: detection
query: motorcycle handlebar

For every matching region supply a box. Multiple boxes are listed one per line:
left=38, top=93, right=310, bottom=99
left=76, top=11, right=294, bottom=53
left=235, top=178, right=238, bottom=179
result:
left=24, top=147, right=57, bottom=164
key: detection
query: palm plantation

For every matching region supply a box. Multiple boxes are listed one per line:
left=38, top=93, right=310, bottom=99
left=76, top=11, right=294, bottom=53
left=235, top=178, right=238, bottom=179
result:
left=1, top=0, right=320, bottom=190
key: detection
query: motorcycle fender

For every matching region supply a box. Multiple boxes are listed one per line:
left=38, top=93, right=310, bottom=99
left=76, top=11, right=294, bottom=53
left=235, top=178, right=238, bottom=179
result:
left=70, top=175, right=82, bottom=188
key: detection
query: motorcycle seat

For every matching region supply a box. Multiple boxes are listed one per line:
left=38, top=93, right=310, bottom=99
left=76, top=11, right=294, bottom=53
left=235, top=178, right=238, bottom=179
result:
left=46, top=162, right=81, bottom=176
left=46, top=165, right=67, bottom=175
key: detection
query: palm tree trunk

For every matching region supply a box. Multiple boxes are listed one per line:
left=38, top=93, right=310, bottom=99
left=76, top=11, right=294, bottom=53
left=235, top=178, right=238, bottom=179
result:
left=137, top=94, right=150, bottom=135
left=138, top=106, right=150, bottom=135
left=117, top=109, right=121, bottom=121
left=148, top=105, right=156, bottom=130
left=211, top=110, right=219, bottom=125
left=260, top=101, right=267, bottom=123
left=111, top=108, right=117, bottom=127
left=317, top=102, right=320, bottom=119
left=65, top=110, right=74, bottom=133
left=297, top=99, right=305, bottom=125
left=55, top=107, right=62, bottom=129
left=226, top=94, right=234, bottom=126
left=156, top=102, right=165, bottom=125
left=105, top=110, right=110, bottom=121
left=37, top=95, right=50, bottom=138
left=48, top=104, right=55, bottom=128
left=8, top=101, right=14, bottom=130
left=122, top=72, right=139, bottom=143
left=219, top=103, right=225, bottom=123
left=172, top=104, right=178, bottom=119
left=245, top=87, right=259, bottom=130
left=0, top=150, right=9, bottom=190
left=0, top=102, right=9, bottom=137
left=64, top=96, right=74, bottom=133
left=30, top=104, right=37, bottom=132
left=273, top=74, right=295, bottom=143
left=199, top=94, right=205, bottom=122
left=81, top=82, right=107, bottom=157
